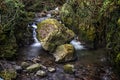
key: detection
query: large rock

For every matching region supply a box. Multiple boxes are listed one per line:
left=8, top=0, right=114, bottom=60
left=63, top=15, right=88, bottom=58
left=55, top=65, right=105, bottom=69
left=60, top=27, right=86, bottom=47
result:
left=37, top=18, right=75, bottom=52
left=53, top=44, right=75, bottom=62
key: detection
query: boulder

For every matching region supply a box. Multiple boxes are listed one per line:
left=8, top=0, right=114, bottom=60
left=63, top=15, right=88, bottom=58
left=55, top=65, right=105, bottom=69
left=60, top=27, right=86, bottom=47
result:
left=53, top=44, right=75, bottom=62
left=37, top=18, right=75, bottom=52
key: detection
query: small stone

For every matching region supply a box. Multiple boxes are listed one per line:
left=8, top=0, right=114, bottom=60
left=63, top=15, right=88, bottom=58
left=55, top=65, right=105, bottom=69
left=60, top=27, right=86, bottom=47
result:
left=26, top=63, right=41, bottom=72
left=40, top=65, right=47, bottom=70
left=63, top=64, right=75, bottom=74
left=48, top=67, right=56, bottom=73
left=21, top=62, right=29, bottom=68
left=36, top=70, right=47, bottom=77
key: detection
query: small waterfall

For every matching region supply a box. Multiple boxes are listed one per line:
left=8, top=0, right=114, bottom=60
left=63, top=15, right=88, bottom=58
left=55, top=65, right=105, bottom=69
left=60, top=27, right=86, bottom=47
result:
left=31, top=23, right=41, bottom=47
left=70, top=37, right=85, bottom=50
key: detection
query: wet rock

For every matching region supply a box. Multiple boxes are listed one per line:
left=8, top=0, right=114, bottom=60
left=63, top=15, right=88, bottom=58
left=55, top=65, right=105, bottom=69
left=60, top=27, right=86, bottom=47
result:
left=63, top=64, right=75, bottom=74
left=37, top=18, right=75, bottom=52
left=26, top=63, right=41, bottom=72
left=53, top=44, right=75, bottom=62
left=21, top=62, right=30, bottom=69
left=48, top=67, right=56, bottom=73
left=36, top=70, right=47, bottom=77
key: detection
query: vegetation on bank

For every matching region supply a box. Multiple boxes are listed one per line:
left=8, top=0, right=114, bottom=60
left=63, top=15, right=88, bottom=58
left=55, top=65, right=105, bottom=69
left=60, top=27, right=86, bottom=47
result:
left=0, top=0, right=120, bottom=75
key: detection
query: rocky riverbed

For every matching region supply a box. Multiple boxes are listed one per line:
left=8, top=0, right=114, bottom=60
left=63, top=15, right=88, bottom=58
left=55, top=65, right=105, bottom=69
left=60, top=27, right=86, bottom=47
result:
left=0, top=48, right=119, bottom=80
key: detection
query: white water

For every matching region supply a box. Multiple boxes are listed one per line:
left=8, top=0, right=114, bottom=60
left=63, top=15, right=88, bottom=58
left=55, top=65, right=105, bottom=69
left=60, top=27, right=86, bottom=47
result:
left=70, top=37, right=85, bottom=50
left=31, top=23, right=41, bottom=47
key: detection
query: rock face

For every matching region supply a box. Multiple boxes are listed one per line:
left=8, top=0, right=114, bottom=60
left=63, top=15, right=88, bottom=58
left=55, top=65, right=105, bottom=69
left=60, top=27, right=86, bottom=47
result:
left=53, top=44, right=75, bottom=62
left=37, top=18, right=75, bottom=52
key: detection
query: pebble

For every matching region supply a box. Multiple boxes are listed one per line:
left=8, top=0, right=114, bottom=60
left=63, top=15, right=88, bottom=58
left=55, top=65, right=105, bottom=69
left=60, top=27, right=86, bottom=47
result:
left=48, top=67, right=56, bottom=73
left=36, top=70, right=47, bottom=77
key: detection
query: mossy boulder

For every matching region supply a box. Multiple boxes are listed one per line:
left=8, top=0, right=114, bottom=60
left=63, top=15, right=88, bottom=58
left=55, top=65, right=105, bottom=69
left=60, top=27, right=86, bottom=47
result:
left=63, top=64, right=75, bottom=74
left=53, top=44, right=75, bottom=62
left=37, top=18, right=75, bottom=52
left=0, top=70, right=17, bottom=80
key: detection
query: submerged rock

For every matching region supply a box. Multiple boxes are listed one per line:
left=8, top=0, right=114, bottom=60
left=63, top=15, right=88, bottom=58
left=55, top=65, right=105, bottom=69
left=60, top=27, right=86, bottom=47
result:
left=48, top=67, right=56, bottom=73
left=26, top=63, right=41, bottom=72
left=63, top=64, right=75, bottom=74
left=36, top=70, right=47, bottom=77
left=37, top=18, right=75, bottom=52
left=53, top=44, right=75, bottom=62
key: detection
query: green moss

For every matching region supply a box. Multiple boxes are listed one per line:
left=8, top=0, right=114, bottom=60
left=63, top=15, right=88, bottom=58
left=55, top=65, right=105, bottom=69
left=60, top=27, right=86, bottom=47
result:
left=63, top=64, right=75, bottom=74
left=118, top=0, right=120, bottom=5
left=0, top=70, right=17, bottom=80
left=117, top=18, right=120, bottom=25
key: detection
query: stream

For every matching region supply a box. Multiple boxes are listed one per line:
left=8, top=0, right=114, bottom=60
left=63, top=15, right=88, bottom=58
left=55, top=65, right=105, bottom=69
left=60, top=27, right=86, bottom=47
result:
left=16, top=19, right=118, bottom=80
left=0, top=9, right=118, bottom=80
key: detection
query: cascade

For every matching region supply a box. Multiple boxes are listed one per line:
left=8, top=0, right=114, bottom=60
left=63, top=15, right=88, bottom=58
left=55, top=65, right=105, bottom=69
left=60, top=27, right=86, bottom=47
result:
left=70, top=37, right=85, bottom=50
left=30, top=23, right=41, bottom=47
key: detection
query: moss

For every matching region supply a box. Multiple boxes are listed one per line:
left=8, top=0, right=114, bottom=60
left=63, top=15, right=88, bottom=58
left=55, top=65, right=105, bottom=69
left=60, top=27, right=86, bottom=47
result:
left=118, top=0, right=120, bottom=5
left=63, top=64, right=75, bottom=74
left=117, top=18, right=120, bottom=25
left=60, top=0, right=96, bottom=43
left=0, top=70, right=17, bottom=80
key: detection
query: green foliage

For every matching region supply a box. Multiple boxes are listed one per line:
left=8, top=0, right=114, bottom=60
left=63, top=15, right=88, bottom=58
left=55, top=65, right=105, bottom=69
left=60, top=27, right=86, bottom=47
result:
left=0, top=0, right=34, bottom=58
left=101, top=0, right=120, bottom=72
